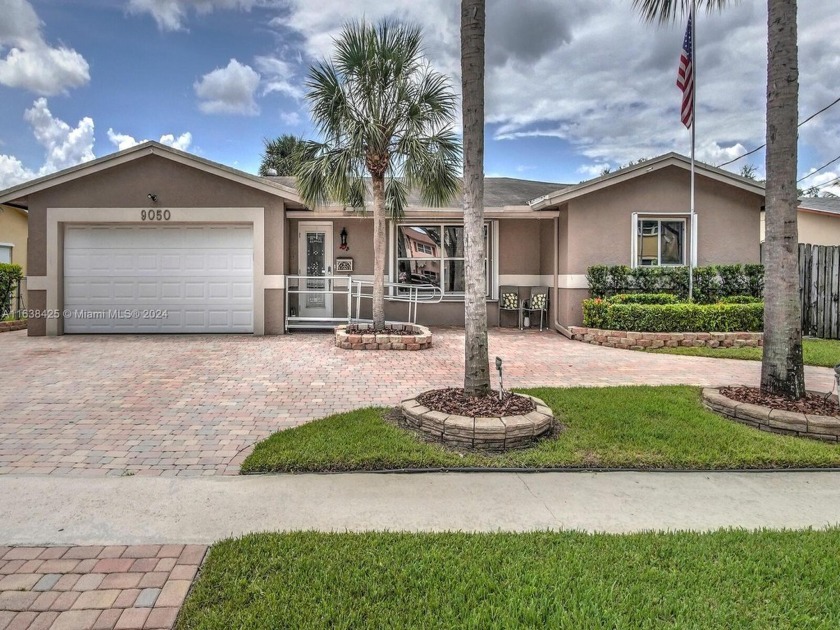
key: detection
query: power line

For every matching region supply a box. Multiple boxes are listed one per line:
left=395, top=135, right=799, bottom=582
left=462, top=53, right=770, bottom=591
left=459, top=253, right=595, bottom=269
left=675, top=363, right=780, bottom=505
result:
left=814, top=175, right=840, bottom=190
left=798, top=153, right=840, bottom=183
left=717, top=95, right=840, bottom=168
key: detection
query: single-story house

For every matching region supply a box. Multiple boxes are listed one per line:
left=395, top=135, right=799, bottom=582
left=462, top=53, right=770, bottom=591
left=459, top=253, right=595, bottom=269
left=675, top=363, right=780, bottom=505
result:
left=0, top=203, right=28, bottom=273
left=0, top=142, right=765, bottom=336
left=760, top=196, right=840, bottom=247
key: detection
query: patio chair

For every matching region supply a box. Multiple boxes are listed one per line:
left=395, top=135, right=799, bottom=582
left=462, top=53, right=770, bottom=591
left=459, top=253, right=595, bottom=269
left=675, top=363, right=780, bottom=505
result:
left=522, top=286, right=549, bottom=331
left=498, top=285, right=522, bottom=329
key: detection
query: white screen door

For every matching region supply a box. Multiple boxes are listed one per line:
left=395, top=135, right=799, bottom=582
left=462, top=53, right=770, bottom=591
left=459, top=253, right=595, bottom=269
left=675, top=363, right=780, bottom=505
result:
left=297, top=222, right=333, bottom=319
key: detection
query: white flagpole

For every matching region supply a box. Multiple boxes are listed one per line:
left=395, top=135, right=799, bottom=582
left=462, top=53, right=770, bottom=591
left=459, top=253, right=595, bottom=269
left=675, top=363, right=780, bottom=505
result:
left=689, top=0, right=697, bottom=301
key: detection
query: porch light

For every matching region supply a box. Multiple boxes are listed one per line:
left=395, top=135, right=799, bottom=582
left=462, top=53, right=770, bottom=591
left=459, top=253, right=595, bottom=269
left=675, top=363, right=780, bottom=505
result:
left=339, top=227, right=349, bottom=251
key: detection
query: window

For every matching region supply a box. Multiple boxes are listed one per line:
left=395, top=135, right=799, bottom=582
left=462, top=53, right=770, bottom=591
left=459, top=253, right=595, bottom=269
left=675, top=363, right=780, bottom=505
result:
left=637, top=219, right=685, bottom=266
left=0, top=245, right=11, bottom=265
left=396, top=223, right=492, bottom=297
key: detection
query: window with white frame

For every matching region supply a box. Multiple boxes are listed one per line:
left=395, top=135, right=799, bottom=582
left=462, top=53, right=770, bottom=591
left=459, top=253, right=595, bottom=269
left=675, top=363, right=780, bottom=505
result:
left=637, top=219, right=685, bottom=266
left=0, top=244, right=11, bottom=265
left=395, top=223, right=492, bottom=297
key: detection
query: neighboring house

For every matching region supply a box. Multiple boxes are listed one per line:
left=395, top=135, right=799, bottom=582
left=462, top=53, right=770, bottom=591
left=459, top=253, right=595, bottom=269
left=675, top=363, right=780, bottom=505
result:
left=0, top=143, right=764, bottom=336
left=760, top=197, right=840, bottom=247
left=0, top=203, right=27, bottom=273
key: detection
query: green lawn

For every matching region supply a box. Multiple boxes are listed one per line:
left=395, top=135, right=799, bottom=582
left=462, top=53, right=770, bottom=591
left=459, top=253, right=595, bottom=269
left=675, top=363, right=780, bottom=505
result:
left=241, top=386, right=840, bottom=473
left=652, top=338, right=840, bottom=367
left=177, top=530, right=840, bottom=629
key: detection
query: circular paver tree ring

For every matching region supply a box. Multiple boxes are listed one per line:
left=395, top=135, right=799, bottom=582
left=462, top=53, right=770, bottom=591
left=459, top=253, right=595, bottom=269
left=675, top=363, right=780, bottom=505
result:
left=399, top=392, right=554, bottom=451
left=335, top=324, right=432, bottom=350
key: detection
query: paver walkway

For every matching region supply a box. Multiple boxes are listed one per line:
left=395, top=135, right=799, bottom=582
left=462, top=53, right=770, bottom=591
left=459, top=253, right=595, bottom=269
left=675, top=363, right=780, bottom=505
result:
left=0, top=544, right=205, bottom=630
left=0, top=328, right=834, bottom=476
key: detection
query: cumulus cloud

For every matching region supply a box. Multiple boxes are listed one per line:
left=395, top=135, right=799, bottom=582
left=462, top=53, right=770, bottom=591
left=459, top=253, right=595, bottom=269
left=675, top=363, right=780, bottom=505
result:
left=0, top=98, right=95, bottom=189
left=194, top=59, right=260, bottom=115
left=126, top=0, right=278, bottom=32
left=0, top=0, right=90, bottom=95
left=107, top=129, right=193, bottom=151
left=273, top=0, right=837, bottom=180
left=254, top=55, right=303, bottom=99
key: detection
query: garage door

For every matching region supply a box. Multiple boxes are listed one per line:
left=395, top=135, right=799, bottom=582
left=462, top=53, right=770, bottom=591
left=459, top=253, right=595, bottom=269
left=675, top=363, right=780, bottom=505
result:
left=64, top=225, right=253, bottom=333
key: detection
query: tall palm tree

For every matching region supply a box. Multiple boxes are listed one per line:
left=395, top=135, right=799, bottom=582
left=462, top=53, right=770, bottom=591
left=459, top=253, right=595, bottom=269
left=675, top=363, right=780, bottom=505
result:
left=296, top=20, right=461, bottom=331
left=461, top=0, right=490, bottom=396
left=633, top=0, right=804, bottom=398
left=259, top=134, right=305, bottom=176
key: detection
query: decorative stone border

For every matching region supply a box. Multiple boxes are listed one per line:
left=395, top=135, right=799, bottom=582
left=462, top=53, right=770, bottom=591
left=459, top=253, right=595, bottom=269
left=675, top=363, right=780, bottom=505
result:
left=702, top=387, right=840, bottom=442
left=335, top=323, right=432, bottom=351
left=400, top=392, right=554, bottom=451
left=569, top=326, right=762, bottom=351
left=0, top=319, right=27, bottom=333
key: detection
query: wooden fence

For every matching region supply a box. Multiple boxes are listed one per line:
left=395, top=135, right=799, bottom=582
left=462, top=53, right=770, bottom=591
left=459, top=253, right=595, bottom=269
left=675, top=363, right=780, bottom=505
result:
left=799, top=244, right=840, bottom=339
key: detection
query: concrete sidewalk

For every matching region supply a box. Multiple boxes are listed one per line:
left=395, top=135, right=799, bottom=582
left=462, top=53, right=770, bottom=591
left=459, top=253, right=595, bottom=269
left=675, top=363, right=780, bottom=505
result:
left=2, top=471, right=840, bottom=545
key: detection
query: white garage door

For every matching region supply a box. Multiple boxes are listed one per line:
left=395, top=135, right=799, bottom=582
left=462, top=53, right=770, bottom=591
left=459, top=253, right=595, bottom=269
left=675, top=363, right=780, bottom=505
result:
left=64, top=225, right=254, bottom=333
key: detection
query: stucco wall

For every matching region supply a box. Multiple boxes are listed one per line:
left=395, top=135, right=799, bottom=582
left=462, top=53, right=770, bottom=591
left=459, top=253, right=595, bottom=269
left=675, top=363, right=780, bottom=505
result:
left=0, top=205, right=27, bottom=274
left=565, top=166, right=762, bottom=274
left=760, top=210, right=840, bottom=247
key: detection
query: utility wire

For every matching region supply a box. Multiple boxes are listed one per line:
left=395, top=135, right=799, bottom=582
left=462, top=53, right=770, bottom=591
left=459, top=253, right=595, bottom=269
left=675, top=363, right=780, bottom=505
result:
left=798, top=153, right=840, bottom=182
left=814, top=175, right=840, bottom=190
left=717, top=94, right=840, bottom=168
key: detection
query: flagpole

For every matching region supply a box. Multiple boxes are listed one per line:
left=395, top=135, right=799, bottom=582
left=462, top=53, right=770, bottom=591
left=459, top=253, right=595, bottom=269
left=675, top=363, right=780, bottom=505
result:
left=689, top=0, right=696, bottom=302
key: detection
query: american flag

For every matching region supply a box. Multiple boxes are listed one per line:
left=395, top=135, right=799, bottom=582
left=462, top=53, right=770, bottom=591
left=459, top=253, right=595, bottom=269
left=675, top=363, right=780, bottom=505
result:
left=676, top=11, right=694, bottom=128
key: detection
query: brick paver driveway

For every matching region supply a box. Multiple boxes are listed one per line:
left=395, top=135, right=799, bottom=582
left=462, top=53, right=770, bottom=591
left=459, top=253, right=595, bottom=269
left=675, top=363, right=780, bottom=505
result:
left=0, top=329, right=833, bottom=476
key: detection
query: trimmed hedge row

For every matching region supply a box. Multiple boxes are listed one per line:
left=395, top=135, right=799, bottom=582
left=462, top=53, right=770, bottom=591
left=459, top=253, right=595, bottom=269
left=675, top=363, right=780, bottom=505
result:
left=586, top=264, right=764, bottom=303
left=582, top=299, right=764, bottom=333
left=608, top=293, right=680, bottom=305
left=0, top=263, right=23, bottom=319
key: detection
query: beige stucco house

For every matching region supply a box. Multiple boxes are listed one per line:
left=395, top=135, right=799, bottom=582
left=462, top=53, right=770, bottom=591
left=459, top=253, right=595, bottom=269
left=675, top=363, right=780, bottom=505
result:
left=0, top=142, right=765, bottom=336
left=760, top=197, right=840, bottom=247
left=0, top=203, right=27, bottom=274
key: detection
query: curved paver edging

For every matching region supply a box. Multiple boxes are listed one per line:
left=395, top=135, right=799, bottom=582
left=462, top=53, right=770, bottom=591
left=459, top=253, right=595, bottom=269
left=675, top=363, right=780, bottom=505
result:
left=335, top=323, right=432, bottom=351
left=0, top=319, right=27, bottom=333
left=569, top=326, right=762, bottom=351
left=702, top=387, right=840, bottom=442
left=400, top=392, right=554, bottom=451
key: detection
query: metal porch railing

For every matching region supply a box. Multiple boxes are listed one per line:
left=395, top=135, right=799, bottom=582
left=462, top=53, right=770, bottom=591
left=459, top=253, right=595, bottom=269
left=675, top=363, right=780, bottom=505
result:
left=285, top=275, right=443, bottom=331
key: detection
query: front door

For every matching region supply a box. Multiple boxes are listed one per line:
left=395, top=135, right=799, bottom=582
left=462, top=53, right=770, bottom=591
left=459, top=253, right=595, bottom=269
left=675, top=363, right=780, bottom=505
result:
left=297, top=222, right=333, bottom=319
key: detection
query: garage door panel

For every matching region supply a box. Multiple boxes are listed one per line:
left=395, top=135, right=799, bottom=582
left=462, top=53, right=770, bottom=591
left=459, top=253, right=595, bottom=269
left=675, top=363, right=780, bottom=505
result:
left=64, top=225, right=254, bottom=333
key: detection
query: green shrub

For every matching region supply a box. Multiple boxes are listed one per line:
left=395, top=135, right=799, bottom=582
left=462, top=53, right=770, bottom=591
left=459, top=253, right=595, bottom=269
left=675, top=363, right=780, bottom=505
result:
left=586, top=265, right=610, bottom=298
left=718, top=295, right=763, bottom=304
left=744, top=264, right=764, bottom=298
left=0, top=263, right=23, bottom=319
left=609, top=293, right=681, bottom=305
left=582, top=299, right=763, bottom=332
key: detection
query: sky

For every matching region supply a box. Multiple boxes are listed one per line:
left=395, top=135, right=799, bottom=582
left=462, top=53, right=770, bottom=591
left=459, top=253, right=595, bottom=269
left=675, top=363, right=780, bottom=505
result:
left=0, top=0, right=838, bottom=195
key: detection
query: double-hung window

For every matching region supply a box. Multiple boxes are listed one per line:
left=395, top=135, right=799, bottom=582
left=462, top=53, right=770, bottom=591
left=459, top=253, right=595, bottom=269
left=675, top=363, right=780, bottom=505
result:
left=637, top=219, right=685, bottom=266
left=396, top=223, right=492, bottom=297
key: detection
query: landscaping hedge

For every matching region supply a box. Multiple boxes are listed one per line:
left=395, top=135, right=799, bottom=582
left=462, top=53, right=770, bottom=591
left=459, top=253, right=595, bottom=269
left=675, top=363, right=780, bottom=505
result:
left=582, top=299, right=764, bottom=332
left=0, top=263, right=23, bottom=319
left=608, top=293, right=680, bottom=305
left=586, top=264, right=764, bottom=303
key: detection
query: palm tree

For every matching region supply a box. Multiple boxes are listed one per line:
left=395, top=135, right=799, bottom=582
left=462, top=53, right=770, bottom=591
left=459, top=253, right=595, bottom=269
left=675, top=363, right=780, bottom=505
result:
left=296, top=20, right=461, bottom=331
left=259, top=135, right=305, bottom=176
left=461, top=0, right=490, bottom=396
left=633, top=0, right=805, bottom=398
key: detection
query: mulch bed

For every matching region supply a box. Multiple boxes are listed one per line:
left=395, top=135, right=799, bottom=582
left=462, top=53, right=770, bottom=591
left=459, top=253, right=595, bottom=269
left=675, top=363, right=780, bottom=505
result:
left=345, top=324, right=415, bottom=336
left=416, top=387, right=536, bottom=417
left=720, top=386, right=840, bottom=416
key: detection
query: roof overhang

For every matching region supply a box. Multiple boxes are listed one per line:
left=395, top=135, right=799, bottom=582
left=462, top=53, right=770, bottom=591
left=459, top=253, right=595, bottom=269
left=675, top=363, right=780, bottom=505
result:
left=0, top=141, right=303, bottom=207
left=528, top=152, right=766, bottom=210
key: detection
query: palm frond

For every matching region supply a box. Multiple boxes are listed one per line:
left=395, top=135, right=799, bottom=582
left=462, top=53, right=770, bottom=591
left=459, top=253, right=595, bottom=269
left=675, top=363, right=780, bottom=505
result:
left=632, top=0, right=734, bottom=24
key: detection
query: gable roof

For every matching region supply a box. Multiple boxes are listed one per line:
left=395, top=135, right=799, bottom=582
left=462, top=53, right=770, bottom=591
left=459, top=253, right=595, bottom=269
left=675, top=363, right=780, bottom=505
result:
left=528, top=152, right=766, bottom=210
left=0, top=141, right=303, bottom=207
left=799, top=196, right=840, bottom=216
left=267, top=175, right=567, bottom=209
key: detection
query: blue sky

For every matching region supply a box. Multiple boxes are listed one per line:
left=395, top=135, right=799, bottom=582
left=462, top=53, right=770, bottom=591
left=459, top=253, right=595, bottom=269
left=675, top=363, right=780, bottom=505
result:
left=1, top=0, right=838, bottom=194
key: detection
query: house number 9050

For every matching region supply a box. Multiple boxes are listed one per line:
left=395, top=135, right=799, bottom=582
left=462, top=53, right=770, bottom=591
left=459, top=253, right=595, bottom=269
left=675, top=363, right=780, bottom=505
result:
left=141, top=209, right=171, bottom=221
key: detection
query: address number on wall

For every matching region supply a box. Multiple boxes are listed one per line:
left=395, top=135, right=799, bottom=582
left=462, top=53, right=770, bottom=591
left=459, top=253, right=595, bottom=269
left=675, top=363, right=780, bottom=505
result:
left=141, top=209, right=171, bottom=221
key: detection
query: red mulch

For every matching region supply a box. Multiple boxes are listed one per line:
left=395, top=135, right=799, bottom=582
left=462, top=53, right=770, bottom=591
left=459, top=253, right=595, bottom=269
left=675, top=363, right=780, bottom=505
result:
left=345, top=324, right=415, bottom=336
left=416, top=387, right=536, bottom=417
left=720, top=386, right=840, bottom=416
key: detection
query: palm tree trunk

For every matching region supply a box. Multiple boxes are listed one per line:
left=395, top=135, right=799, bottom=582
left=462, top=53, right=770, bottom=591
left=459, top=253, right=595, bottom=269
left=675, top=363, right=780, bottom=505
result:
left=371, top=173, right=387, bottom=331
left=761, top=0, right=805, bottom=398
left=462, top=0, right=490, bottom=396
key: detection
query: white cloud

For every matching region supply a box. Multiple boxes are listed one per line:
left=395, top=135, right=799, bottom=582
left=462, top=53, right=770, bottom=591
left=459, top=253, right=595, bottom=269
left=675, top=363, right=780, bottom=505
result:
left=126, top=0, right=275, bottom=32
left=806, top=171, right=840, bottom=198
left=274, top=0, right=837, bottom=180
left=194, top=59, right=260, bottom=115
left=107, top=129, right=193, bottom=151
left=0, top=0, right=90, bottom=95
left=279, top=110, right=301, bottom=126
left=254, top=55, right=303, bottom=99
left=0, top=98, right=95, bottom=189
